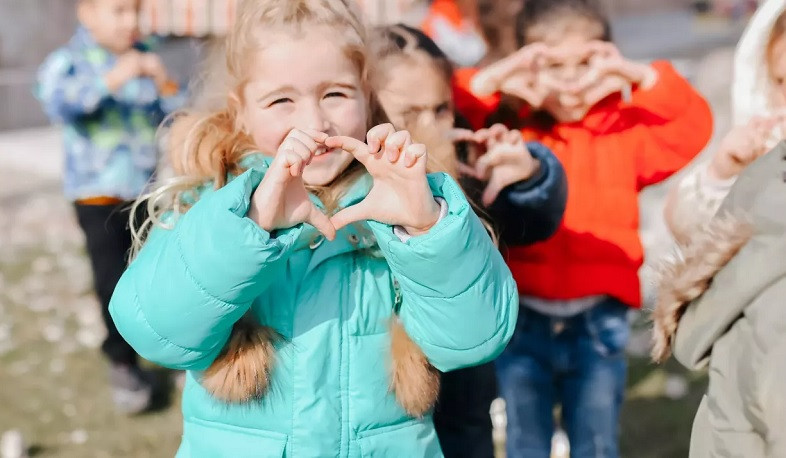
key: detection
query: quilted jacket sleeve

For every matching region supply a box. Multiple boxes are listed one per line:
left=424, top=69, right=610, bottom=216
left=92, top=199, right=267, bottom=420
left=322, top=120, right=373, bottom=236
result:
left=109, top=169, right=303, bottom=370
left=629, top=61, right=714, bottom=189
left=367, top=173, right=519, bottom=372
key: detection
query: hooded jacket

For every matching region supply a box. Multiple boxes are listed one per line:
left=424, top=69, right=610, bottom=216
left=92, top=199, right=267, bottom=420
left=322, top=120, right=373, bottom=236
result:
left=653, top=143, right=786, bottom=457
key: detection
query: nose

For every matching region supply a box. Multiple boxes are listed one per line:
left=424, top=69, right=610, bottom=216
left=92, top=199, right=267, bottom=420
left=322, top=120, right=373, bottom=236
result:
left=301, top=101, right=330, bottom=133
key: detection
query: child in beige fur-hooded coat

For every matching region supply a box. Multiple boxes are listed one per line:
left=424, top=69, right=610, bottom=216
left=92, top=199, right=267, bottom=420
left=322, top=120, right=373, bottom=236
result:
left=653, top=143, right=786, bottom=457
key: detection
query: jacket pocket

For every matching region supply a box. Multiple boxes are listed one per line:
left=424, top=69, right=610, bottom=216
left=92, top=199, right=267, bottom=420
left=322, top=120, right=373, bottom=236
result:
left=357, top=420, right=442, bottom=457
left=181, top=417, right=287, bottom=458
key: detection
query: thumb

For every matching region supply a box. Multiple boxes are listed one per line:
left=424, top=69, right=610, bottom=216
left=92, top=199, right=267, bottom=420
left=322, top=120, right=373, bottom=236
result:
left=307, top=205, right=337, bottom=241
left=330, top=201, right=371, bottom=231
left=482, top=178, right=506, bottom=207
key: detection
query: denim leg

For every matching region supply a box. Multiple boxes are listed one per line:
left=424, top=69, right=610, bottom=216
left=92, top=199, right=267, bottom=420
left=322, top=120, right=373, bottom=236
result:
left=496, top=309, right=555, bottom=458
left=560, top=300, right=630, bottom=458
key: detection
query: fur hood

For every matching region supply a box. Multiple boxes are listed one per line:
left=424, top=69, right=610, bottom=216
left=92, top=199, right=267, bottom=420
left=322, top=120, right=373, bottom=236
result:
left=652, top=143, right=786, bottom=366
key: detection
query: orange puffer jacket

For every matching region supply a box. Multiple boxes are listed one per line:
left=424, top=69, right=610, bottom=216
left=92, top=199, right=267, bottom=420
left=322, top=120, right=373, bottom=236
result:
left=453, top=61, right=714, bottom=307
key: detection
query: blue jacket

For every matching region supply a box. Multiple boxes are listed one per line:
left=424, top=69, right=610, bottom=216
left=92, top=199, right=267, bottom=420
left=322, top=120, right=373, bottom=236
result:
left=35, top=27, right=185, bottom=201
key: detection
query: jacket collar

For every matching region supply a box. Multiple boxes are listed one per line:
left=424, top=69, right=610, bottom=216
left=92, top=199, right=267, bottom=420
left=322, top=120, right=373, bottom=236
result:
left=239, top=154, right=380, bottom=273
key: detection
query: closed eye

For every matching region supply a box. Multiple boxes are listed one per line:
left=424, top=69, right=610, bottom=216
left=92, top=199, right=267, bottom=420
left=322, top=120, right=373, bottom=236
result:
left=325, top=92, right=348, bottom=99
left=269, top=98, right=292, bottom=106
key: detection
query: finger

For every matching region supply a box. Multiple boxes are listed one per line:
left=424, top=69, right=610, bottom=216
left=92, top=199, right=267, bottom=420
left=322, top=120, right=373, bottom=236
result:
left=471, top=44, right=547, bottom=96
left=448, top=128, right=477, bottom=143
left=384, top=130, right=412, bottom=163
left=506, top=129, right=524, bottom=145
left=482, top=179, right=506, bottom=207
left=307, top=206, right=336, bottom=241
left=500, top=77, right=547, bottom=107
left=324, top=136, right=371, bottom=163
left=403, top=143, right=427, bottom=168
left=330, top=201, right=370, bottom=231
left=583, top=41, right=621, bottom=61
left=488, top=124, right=508, bottom=147
left=473, top=128, right=491, bottom=145
left=290, top=128, right=329, bottom=155
left=457, top=162, right=481, bottom=179
left=367, top=123, right=396, bottom=155
left=281, top=137, right=315, bottom=165
left=283, top=150, right=305, bottom=177
left=475, top=150, right=505, bottom=179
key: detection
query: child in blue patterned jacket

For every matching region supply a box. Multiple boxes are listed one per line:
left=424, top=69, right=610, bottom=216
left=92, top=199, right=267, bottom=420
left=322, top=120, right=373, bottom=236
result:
left=34, top=0, right=184, bottom=414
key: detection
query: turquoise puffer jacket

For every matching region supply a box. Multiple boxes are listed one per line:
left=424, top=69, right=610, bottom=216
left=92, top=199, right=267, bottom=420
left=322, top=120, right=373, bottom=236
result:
left=109, top=158, right=518, bottom=457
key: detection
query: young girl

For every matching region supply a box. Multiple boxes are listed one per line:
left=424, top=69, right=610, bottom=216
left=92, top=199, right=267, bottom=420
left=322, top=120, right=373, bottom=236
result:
left=666, top=0, right=786, bottom=243
left=108, top=0, right=517, bottom=456
left=371, top=24, right=567, bottom=458
left=653, top=144, right=786, bottom=457
left=453, top=0, right=713, bottom=456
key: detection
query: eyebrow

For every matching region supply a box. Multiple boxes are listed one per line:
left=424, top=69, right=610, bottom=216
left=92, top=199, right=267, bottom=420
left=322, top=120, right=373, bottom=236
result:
left=318, top=81, right=359, bottom=92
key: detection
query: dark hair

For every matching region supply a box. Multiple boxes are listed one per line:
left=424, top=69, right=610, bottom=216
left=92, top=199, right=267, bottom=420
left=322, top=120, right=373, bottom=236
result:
left=372, top=24, right=454, bottom=83
left=515, top=0, right=611, bottom=47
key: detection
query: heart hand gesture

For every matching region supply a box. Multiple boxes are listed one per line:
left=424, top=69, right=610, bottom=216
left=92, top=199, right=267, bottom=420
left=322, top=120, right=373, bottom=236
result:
left=248, top=128, right=337, bottom=240
left=325, top=124, right=441, bottom=236
left=453, top=125, right=539, bottom=206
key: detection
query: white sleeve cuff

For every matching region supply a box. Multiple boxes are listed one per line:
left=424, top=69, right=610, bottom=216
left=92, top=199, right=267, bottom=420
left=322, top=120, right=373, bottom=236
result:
left=393, top=197, right=448, bottom=243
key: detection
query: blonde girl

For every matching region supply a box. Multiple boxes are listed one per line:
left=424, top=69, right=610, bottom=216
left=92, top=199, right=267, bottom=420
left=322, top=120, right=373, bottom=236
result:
left=108, top=0, right=516, bottom=456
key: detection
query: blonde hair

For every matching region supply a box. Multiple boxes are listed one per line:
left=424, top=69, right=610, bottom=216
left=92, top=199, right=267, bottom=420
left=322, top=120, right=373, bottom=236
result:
left=132, top=0, right=389, bottom=253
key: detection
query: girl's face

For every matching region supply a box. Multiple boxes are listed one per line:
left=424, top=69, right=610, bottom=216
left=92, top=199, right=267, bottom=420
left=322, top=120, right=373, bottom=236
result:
left=237, top=27, right=368, bottom=186
left=770, top=34, right=786, bottom=107
left=377, top=56, right=455, bottom=137
left=526, top=17, right=606, bottom=122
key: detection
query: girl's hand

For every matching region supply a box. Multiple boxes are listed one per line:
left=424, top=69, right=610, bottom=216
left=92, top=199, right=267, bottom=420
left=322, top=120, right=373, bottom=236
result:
left=325, top=124, right=441, bottom=236
left=248, top=128, right=336, bottom=240
left=571, top=42, right=657, bottom=106
left=456, top=125, right=540, bottom=206
left=708, top=117, right=783, bottom=180
left=471, top=43, right=551, bottom=108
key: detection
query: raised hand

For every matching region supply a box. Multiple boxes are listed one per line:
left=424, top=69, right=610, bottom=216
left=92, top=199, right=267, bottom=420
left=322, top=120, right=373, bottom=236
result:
left=457, top=124, right=539, bottom=206
left=248, top=128, right=336, bottom=240
left=139, top=52, right=171, bottom=89
left=325, top=124, right=441, bottom=236
left=570, top=41, right=657, bottom=107
left=709, top=116, right=786, bottom=180
left=470, top=43, right=551, bottom=107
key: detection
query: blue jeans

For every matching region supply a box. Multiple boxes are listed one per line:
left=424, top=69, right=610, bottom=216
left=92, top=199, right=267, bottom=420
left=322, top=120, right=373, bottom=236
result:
left=496, top=299, right=630, bottom=458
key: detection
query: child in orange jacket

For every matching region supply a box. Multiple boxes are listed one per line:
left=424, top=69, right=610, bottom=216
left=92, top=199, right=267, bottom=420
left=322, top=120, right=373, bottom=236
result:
left=452, top=0, right=713, bottom=456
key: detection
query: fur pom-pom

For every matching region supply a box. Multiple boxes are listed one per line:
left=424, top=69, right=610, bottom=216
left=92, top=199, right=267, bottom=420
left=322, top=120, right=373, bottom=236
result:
left=201, top=315, right=279, bottom=403
left=651, top=214, right=752, bottom=363
left=389, top=317, right=440, bottom=418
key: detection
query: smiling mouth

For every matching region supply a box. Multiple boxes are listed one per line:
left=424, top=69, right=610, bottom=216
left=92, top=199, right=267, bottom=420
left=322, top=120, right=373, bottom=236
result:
left=313, top=147, right=340, bottom=159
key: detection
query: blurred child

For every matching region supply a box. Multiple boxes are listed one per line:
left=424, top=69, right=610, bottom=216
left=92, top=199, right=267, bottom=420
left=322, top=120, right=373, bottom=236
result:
left=372, top=24, right=567, bottom=457
left=653, top=144, right=786, bottom=458
left=108, top=0, right=517, bottom=455
left=666, top=0, right=786, bottom=243
left=35, top=0, right=183, bottom=414
left=453, top=0, right=714, bottom=456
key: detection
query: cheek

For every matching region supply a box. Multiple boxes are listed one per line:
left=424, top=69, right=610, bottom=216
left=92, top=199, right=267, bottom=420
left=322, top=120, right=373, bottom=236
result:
left=245, top=108, right=291, bottom=155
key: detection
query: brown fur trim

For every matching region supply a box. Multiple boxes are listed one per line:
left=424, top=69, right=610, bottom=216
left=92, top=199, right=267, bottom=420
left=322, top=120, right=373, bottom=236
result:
left=201, top=314, right=279, bottom=403
left=389, top=317, right=440, bottom=418
left=651, top=213, right=753, bottom=363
